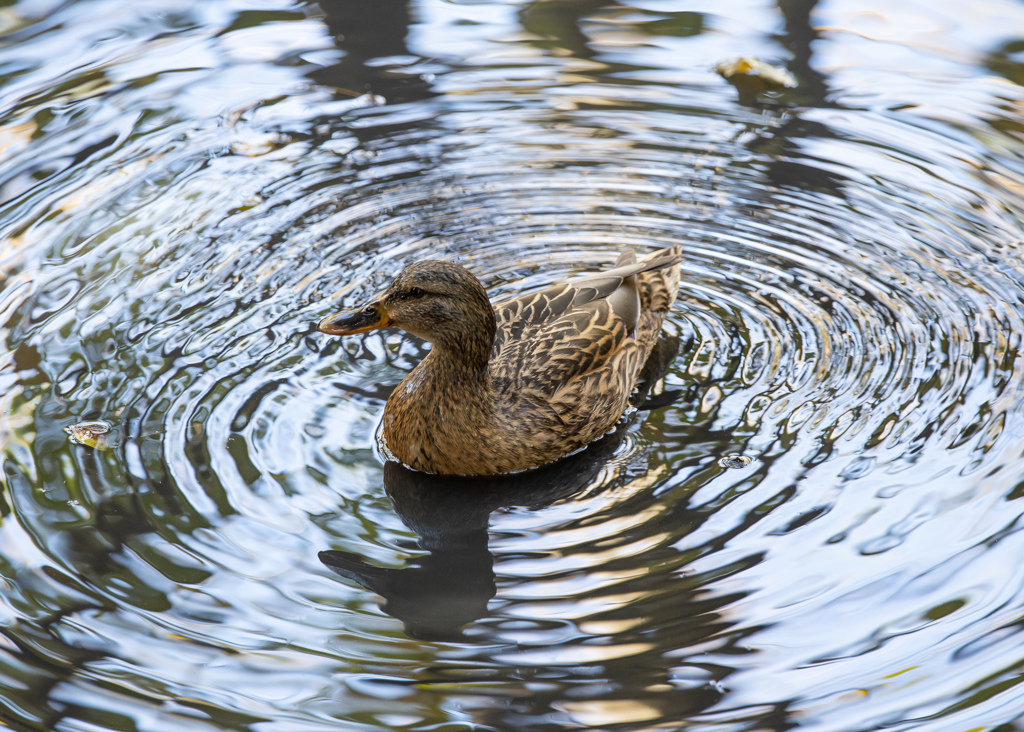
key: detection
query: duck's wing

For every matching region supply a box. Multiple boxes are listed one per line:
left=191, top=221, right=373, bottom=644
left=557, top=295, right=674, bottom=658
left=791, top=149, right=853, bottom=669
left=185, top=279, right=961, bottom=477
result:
left=493, top=248, right=680, bottom=345
left=492, top=295, right=628, bottom=401
left=490, top=247, right=682, bottom=398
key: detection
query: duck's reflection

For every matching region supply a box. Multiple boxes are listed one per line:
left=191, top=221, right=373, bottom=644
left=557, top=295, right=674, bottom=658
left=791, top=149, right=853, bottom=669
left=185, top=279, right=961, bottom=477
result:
left=320, top=336, right=681, bottom=641
left=321, top=438, right=616, bottom=640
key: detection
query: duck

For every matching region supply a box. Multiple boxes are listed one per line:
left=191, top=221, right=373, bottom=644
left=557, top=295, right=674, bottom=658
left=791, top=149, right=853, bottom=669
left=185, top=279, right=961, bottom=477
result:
left=318, top=246, right=683, bottom=476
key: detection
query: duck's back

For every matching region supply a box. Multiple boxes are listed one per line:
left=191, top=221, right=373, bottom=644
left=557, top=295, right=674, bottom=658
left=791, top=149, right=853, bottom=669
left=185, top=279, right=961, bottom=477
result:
left=486, top=246, right=682, bottom=460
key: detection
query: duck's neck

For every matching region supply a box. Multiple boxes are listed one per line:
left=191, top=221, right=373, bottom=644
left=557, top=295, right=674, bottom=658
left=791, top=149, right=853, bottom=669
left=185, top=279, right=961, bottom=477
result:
left=384, top=302, right=497, bottom=447
left=427, top=303, right=497, bottom=374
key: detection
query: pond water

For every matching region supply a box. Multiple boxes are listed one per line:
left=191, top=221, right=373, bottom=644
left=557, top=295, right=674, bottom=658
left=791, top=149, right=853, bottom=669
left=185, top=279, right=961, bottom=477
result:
left=3, top=0, right=1024, bottom=730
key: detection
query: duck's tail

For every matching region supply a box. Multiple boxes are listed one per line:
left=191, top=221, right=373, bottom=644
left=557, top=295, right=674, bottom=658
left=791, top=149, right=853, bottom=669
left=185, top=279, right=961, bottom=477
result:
left=630, top=246, right=682, bottom=371
left=636, top=245, right=682, bottom=313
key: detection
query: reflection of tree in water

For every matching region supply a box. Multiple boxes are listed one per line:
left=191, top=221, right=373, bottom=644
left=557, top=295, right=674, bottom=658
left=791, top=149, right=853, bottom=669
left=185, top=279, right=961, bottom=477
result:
left=514, top=0, right=841, bottom=196
left=983, top=38, right=1024, bottom=145
left=520, top=0, right=704, bottom=67
left=309, top=0, right=435, bottom=105
left=519, top=0, right=611, bottom=61
left=986, top=38, right=1024, bottom=87
left=776, top=0, right=828, bottom=106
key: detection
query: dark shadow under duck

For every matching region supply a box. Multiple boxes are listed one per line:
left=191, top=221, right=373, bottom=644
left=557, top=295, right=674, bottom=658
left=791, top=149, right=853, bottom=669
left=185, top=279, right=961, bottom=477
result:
left=318, top=246, right=682, bottom=475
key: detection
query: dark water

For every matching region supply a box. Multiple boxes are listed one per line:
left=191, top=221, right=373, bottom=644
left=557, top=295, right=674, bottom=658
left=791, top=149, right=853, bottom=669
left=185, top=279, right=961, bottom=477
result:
left=3, top=0, right=1024, bottom=730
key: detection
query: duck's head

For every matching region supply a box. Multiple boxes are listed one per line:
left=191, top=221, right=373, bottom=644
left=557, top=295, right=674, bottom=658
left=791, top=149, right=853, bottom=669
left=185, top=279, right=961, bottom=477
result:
left=318, top=260, right=496, bottom=349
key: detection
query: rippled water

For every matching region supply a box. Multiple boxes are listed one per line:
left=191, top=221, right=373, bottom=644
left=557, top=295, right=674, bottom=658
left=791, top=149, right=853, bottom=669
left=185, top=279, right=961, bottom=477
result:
left=3, top=0, right=1024, bottom=729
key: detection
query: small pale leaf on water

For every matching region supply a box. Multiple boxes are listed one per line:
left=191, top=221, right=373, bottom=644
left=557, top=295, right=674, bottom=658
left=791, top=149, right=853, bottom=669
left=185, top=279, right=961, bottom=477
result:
left=716, top=57, right=797, bottom=91
left=64, top=421, right=113, bottom=450
left=719, top=453, right=754, bottom=469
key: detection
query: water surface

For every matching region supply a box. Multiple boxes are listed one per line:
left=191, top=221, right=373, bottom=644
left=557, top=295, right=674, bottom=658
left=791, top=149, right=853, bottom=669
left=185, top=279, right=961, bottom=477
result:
left=3, top=0, right=1024, bottom=730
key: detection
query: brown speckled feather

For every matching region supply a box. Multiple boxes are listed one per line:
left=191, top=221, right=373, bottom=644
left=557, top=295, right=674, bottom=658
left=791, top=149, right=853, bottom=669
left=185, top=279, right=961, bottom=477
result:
left=491, top=247, right=682, bottom=398
left=327, top=246, right=683, bottom=476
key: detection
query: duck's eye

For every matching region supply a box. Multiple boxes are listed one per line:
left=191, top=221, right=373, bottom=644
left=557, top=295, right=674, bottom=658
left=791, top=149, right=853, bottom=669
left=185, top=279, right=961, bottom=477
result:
left=407, top=287, right=425, bottom=298
left=362, top=306, right=376, bottom=315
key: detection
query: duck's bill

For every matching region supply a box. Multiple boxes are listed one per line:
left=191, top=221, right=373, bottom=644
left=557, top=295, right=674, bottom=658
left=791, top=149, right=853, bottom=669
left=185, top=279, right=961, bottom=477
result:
left=318, top=302, right=391, bottom=335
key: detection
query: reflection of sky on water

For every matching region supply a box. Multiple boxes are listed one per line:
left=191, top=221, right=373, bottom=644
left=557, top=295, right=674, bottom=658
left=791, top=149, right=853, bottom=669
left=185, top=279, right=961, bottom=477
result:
left=3, top=0, right=1024, bottom=730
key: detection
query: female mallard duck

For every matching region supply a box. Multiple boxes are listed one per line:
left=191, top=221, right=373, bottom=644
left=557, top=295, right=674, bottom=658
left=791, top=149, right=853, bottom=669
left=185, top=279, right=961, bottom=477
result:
left=318, top=246, right=682, bottom=476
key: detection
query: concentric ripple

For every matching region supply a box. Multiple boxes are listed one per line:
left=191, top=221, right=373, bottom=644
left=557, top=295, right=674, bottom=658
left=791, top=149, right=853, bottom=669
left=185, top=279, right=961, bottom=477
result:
left=3, top=0, right=1024, bottom=730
